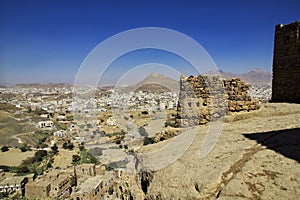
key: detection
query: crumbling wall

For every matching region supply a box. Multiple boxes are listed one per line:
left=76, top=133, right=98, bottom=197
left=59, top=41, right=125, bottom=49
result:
left=272, top=21, right=300, bottom=103
left=177, top=75, right=259, bottom=126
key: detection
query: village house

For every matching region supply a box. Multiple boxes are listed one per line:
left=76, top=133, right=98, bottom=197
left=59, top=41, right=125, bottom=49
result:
left=70, top=175, right=104, bottom=200
left=38, top=120, right=54, bottom=129
left=25, top=169, right=72, bottom=199
left=0, top=176, right=28, bottom=196
left=49, top=174, right=70, bottom=199
left=25, top=179, right=51, bottom=199
left=53, top=129, right=67, bottom=137
left=75, top=164, right=96, bottom=178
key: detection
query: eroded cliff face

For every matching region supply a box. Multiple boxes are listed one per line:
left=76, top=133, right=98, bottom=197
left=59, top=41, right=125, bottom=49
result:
left=114, top=170, right=155, bottom=200
left=115, top=103, right=300, bottom=200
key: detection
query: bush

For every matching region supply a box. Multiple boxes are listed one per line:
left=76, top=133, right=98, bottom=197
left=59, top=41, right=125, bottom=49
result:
left=51, top=144, right=59, bottom=154
left=40, top=143, right=49, bottom=148
left=143, top=137, right=155, bottom=146
left=79, top=143, right=85, bottom=151
left=34, top=150, right=48, bottom=162
left=1, top=146, right=9, bottom=152
left=116, top=140, right=121, bottom=145
left=63, top=141, right=74, bottom=150
left=72, top=155, right=81, bottom=163
left=20, top=145, right=30, bottom=152
left=108, top=187, right=114, bottom=195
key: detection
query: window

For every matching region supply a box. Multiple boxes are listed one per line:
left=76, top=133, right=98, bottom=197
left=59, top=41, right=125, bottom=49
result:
left=285, top=35, right=290, bottom=41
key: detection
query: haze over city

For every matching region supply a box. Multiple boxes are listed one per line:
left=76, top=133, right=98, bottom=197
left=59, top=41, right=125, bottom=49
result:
left=1, top=0, right=299, bottom=85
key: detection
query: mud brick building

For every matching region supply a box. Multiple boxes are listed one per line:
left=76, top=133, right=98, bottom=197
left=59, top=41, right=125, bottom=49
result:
left=272, top=21, right=300, bottom=103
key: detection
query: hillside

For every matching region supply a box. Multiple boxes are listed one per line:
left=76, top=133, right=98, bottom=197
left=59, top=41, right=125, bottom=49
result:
left=208, top=69, right=272, bottom=83
left=118, top=103, right=300, bottom=199
left=119, top=73, right=179, bottom=93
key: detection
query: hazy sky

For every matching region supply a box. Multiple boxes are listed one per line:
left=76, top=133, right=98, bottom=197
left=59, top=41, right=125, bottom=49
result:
left=0, top=0, right=299, bottom=85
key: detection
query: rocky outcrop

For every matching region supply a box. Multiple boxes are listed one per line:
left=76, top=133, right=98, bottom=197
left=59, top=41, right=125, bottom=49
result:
left=114, top=170, right=154, bottom=200
left=113, top=103, right=300, bottom=199
left=154, top=128, right=178, bottom=143
left=144, top=103, right=300, bottom=199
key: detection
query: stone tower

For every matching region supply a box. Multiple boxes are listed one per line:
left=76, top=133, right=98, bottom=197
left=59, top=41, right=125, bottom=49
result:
left=272, top=21, right=300, bottom=103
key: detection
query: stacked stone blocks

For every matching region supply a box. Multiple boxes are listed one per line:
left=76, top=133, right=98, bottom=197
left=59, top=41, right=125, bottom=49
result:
left=177, top=75, right=259, bottom=126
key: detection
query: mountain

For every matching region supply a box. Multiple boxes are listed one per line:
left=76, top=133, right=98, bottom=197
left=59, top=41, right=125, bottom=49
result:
left=119, top=73, right=179, bottom=93
left=13, top=83, right=73, bottom=88
left=208, top=69, right=272, bottom=83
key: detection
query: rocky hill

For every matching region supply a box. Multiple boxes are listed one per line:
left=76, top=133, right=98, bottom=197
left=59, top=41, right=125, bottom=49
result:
left=208, top=69, right=272, bottom=83
left=119, top=73, right=179, bottom=93
left=117, top=103, right=300, bottom=199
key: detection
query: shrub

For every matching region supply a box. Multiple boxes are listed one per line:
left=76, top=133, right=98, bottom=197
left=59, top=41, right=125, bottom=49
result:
left=1, top=146, right=9, bottom=152
left=63, top=141, right=74, bottom=150
left=51, top=144, right=58, bottom=154
left=72, top=155, right=81, bottom=163
left=143, top=137, right=155, bottom=146
left=20, top=145, right=30, bottom=152
left=116, top=140, right=121, bottom=145
left=34, top=150, right=48, bottom=162
left=40, top=143, right=49, bottom=148
left=108, top=187, right=114, bottom=195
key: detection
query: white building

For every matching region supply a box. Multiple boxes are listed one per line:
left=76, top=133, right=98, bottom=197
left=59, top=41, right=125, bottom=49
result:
left=53, top=130, right=67, bottom=137
left=38, top=121, right=54, bottom=128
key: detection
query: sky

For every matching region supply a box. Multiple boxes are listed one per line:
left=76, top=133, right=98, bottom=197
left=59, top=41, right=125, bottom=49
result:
left=0, top=0, right=299, bottom=85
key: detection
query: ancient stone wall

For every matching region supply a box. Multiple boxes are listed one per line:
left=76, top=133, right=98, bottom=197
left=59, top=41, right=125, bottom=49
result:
left=272, top=21, right=300, bottom=103
left=177, top=75, right=259, bottom=126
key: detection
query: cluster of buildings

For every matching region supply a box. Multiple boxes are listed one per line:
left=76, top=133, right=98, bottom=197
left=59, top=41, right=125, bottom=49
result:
left=0, top=163, right=137, bottom=200
left=0, top=85, right=180, bottom=199
left=249, top=82, right=272, bottom=102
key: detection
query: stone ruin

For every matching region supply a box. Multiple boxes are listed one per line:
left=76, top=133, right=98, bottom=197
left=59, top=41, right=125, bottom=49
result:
left=176, top=75, right=259, bottom=126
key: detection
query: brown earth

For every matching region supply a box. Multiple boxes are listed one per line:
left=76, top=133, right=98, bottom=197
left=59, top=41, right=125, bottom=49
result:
left=121, top=103, right=300, bottom=199
left=0, top=148, right=35, bottom=166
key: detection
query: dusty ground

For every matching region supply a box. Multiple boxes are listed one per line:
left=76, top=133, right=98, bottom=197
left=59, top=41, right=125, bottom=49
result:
left=52, top=149, right=77, bottom=169
left=0, top=148, right=35, bottom=166
left=135, top=103, right=300, bottom=200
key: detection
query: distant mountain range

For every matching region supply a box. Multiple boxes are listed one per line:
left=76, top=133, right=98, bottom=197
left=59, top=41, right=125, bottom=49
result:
left=4, top=69, right=271, bottom=89
left=12, top=83, right=73, bottom=88
left=207, top=69, right=272, bottom=83
left=125, top=69, right=271, bottom=93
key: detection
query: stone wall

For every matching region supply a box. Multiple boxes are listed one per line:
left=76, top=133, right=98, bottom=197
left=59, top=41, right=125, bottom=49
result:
left=272, top=21, right=300, bottom=103
left=177, top=75, right=259, bottom=126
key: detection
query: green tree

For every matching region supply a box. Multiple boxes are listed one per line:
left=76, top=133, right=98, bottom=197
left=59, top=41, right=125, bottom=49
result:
left=19, top=145, right=30, bottom=152
left=34, top=150, right=48, bottom=162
